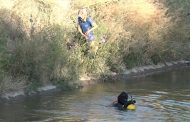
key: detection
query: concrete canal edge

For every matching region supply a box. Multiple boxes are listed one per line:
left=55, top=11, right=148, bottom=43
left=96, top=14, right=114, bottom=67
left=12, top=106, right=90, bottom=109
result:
left=0, top=85, right=57, bottom=100
left=107, top=60, right=190, bottom=80
left=1, top=60, right=189, bottom=100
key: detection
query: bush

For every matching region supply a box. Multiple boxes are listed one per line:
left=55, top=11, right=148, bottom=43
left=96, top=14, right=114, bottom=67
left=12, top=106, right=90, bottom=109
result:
left=0, top=0, right=190, bottom=93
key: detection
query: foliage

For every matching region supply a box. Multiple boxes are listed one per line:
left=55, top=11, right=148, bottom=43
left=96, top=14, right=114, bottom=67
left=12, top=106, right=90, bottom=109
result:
left=0, top=0, right=190, bottom=92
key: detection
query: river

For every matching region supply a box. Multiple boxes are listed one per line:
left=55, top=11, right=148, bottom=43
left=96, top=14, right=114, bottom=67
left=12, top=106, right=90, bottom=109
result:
left=0, top=68, right=190, bottom=122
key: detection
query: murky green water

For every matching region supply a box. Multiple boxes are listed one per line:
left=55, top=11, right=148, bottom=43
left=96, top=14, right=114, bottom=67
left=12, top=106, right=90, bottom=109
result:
left=0, top=68, right=190, bottom=122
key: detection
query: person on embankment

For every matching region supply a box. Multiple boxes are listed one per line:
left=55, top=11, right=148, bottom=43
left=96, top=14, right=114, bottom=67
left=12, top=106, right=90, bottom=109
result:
left=77, top=8, right=98, bottom=55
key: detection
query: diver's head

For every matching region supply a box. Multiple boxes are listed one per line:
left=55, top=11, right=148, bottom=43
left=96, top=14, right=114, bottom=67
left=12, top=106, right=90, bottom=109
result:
left=117, top=91, right=129, bottom=105
left=121, top=91, right=128, bottom=98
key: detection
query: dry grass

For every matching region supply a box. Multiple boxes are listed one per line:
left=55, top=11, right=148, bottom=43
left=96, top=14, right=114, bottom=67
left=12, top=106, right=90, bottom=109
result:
left=0, top=0, right=190, bottom=92
left=0, top=0, right=71, bottom=36
left=0, top=76, right=26, bottom=94
left=88, top=0, right=173, bottom=62
left=72, top=0, right=117, bottom=8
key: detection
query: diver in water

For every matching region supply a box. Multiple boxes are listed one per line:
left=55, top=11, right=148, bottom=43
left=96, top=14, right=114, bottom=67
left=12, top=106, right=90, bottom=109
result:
left=116, top=91, right=136, bottom=108
left=118, top=91, right=129, bottom=105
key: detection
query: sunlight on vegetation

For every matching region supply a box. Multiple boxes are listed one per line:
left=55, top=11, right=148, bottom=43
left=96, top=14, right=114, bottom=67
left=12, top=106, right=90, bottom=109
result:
left=0, top=0, right=190, bottom=93
left=125, top=0, right=157, bottom=21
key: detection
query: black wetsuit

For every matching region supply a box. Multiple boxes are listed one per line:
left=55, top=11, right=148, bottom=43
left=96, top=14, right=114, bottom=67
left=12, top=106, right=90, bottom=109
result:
left=117, top=91, right=136, bottom=108
left=118, top=91, right=128, bottom=105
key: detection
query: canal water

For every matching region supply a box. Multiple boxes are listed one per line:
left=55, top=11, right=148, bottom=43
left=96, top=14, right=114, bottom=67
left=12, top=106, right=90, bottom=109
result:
left=0, top=68, right=190, bottom=122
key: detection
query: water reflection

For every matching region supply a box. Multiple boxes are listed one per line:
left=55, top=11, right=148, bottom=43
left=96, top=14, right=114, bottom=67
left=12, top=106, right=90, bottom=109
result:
left=0, top=68, right=190, bottom=122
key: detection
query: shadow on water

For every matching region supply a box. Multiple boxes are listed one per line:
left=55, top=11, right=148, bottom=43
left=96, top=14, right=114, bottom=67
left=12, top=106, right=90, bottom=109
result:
left=0, top=67, right=190, bottom=122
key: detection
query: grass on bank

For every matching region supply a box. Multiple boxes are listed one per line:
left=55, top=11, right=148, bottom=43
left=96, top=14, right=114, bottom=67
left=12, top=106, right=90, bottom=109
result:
left=0, top=0, right=190, bottom=93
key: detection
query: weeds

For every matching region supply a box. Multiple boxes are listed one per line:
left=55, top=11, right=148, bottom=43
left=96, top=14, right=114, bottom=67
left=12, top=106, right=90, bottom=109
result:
left=0, top=0, right=190, bottom=93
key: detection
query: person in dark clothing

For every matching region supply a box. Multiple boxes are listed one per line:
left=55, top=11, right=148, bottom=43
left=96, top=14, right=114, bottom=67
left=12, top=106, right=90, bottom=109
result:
left=117, top=91, right=136, bottom=108
left=117, top=91, right=129, bottom=105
